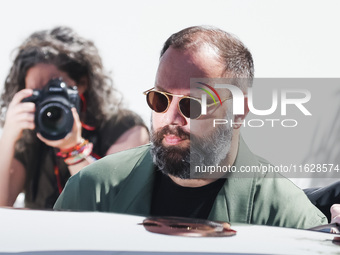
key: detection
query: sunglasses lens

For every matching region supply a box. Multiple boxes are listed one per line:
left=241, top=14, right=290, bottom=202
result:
left=147, top=91, right=169, bottom=113
left=179, top=98, right=201, bottom=119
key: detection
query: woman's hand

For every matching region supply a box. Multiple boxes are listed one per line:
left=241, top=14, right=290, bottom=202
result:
left=2, top=89, right=35, bottom=144
left=37, top=108, right=83, bottom=150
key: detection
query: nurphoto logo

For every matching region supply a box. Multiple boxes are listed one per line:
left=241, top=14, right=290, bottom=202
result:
left=194, top=78, right=312, bottom=128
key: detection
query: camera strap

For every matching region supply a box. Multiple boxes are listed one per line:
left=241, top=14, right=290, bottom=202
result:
left=54, top=164, right=63, bottom=195
left=53, top=147, right=101, bottom=194
left=51, top=150, right=64, bottom=194
left=80, top=94, right=96, bottom=131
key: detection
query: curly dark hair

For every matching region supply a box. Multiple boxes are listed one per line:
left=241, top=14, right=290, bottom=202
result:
left=1, top=26, right=122, bottom=149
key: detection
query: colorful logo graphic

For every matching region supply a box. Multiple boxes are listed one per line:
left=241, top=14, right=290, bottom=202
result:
left=192, top=78, right=313, bottom=129
left=196, top=82, right=223, bottom=106
left=196, top=82, right=223, bottom=116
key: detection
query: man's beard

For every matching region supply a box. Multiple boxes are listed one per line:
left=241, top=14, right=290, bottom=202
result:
left=150, top=112, right=233, bottom=179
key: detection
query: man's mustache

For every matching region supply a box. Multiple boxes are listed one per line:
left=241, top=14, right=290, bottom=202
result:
left=152, top=125, right=190, bottom=142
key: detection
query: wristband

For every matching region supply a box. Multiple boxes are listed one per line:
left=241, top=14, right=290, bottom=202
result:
left=56, top=139, right=94, bottom=166
left=57, top=139, right=88, bottom=158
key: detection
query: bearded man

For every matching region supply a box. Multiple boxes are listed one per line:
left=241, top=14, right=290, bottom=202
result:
left=54, top=26, right=328, bottom=229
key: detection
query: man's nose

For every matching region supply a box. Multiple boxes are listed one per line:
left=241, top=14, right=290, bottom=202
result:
left=163, top=98, right=188, bottom=126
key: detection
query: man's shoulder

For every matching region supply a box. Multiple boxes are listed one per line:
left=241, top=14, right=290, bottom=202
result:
left=54, top=144, right=154, bottom=211
left=79, top=144, right=152, bottom=182
left=233, top=136, right=273, bottom=173
left=233, top=137, right=327, bottom=228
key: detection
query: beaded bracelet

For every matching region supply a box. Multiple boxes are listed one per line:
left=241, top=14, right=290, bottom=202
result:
left=57, top=139, right=88, bottom=158
left=56, top=139, right=94, bottom=166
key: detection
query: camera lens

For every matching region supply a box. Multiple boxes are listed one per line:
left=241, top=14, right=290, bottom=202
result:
left=37, top=101, right=74, bottom=140
left=41, top=106, right=64, bottom=131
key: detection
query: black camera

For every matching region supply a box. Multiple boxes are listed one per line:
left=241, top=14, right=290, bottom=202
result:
left=22, top=78, right=81, bottom=140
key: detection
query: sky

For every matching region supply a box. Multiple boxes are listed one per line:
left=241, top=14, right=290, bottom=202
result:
left=1, top=0, right=340, bottom=187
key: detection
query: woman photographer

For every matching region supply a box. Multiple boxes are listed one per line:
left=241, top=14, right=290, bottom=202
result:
left=0, top=26, right=149, bottom=209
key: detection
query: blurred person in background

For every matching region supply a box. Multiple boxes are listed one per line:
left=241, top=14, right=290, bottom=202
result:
left=0, top=26, right=149, bottom=209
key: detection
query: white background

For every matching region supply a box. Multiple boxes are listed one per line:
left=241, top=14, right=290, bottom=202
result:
left=1, top=0, right=340, bottom=187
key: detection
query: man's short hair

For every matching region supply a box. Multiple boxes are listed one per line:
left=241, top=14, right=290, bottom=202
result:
left=160, top=26, right=254, bottom=91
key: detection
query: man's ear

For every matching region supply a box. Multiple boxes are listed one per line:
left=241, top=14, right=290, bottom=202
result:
left=77, top=76, right=88, bottom=95
left=233, top=96, right=249, bottom=129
